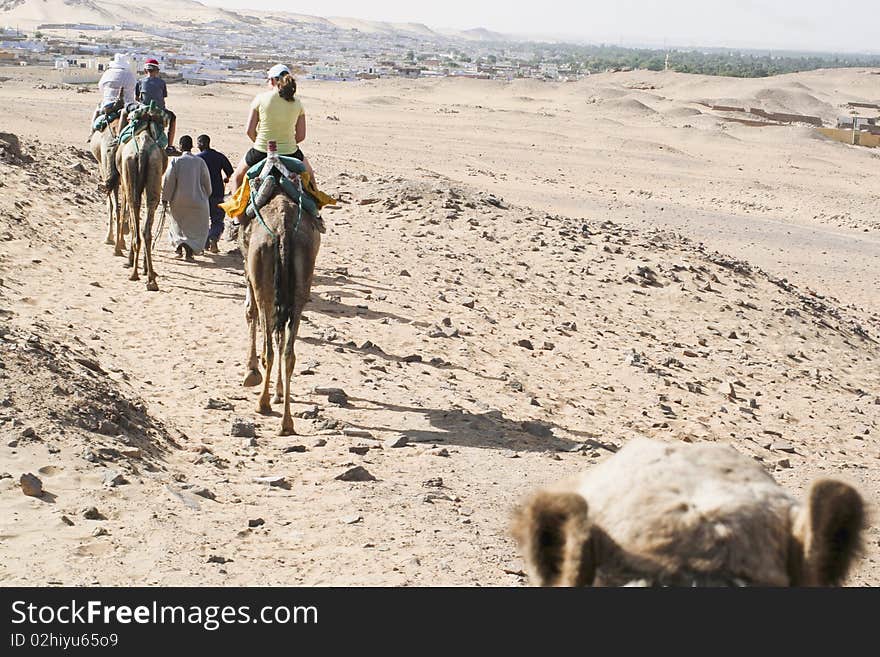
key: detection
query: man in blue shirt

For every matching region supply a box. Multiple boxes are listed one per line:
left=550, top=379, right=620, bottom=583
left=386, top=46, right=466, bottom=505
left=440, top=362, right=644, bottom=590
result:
left=196, top=134, right=234, bottom=253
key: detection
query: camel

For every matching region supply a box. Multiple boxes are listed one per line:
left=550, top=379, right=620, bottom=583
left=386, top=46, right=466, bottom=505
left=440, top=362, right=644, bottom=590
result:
left=116, top=110, right=168, bottom=291
left=89, top=96, right=126, bottom=255
left=512, top=438, right=865, bottom=586
left=239, top=181, right=322, bottom=436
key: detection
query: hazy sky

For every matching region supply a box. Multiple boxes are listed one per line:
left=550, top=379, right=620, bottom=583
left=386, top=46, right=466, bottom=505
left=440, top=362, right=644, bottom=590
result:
left=204, top=1, right=878, bottom=53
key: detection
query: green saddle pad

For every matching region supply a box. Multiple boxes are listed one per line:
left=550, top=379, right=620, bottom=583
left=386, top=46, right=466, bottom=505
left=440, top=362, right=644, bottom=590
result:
left=247, top=155, right=317, bottom=215
left=118, top=101, right=168, bottom=149
left=92, top=110, right=120, bottom=133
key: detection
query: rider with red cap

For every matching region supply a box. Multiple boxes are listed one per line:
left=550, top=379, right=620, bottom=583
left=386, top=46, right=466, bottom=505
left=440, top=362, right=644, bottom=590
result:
left=124, top=57, right=178, bottom=155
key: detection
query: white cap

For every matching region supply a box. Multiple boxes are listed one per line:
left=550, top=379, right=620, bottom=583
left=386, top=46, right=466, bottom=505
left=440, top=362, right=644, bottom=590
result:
left=110, top=53, right=130, bottom=69
left=267, top=64, right=290, bottom=79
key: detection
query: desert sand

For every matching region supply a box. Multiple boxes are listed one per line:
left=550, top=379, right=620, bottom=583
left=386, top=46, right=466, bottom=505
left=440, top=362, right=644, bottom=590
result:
left=0, top=67, right=878, bottom=585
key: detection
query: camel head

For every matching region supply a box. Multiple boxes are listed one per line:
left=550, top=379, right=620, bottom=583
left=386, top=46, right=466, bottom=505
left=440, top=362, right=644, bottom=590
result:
left=512, top=439, right=864, bottom=587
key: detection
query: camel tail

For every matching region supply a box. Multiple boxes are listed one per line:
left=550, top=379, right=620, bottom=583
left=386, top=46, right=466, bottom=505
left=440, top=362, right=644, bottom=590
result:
left=273, top=204, right=296, bottom=335
left=135, top=139, right=150, bottom=207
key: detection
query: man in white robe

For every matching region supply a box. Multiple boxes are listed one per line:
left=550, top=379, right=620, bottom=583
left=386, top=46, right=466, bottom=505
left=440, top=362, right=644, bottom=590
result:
left=162, top=135, right=211, bottom=260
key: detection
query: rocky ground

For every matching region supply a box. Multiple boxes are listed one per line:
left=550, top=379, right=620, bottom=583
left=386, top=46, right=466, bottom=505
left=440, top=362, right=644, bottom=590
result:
left=1, top=127, right=878, bottom=585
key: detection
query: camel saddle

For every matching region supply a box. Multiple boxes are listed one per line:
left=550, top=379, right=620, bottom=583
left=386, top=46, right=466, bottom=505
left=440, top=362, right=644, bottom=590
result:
left=118, top=101, right=168, bottom=149
left=92, top=109, right=121, bottom=133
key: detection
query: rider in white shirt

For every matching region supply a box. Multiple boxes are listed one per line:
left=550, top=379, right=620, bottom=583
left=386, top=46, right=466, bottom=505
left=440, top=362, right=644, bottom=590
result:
left=91, top=53, right=136, bottom=130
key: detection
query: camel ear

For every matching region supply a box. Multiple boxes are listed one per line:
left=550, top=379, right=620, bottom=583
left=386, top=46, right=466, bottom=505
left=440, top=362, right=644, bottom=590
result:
left=789, top=480, right=864, bottom=586
left=511, top=491, right=595, bottom=586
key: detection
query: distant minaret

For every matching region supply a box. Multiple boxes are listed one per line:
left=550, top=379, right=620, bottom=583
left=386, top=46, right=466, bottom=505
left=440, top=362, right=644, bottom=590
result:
left=665, top=52, right=670, bottom=71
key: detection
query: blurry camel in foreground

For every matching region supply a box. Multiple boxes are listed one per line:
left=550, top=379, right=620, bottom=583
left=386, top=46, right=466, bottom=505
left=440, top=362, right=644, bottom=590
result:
left=513, top=438, right=865, bottom=586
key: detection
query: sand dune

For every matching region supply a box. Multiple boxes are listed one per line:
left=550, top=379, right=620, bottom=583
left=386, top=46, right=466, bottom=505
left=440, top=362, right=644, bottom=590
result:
left=662, top=106, right=703, bottom=118
left=601, top=96, right=659, bottom=116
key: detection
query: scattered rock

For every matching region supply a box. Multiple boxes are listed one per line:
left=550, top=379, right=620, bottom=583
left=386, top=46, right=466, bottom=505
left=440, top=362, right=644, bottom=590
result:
left=718, top=381, right=737, bottom=399
left=253, top=476, right=290, bottom=489
left=92, top=527, right=108, bottom=537
left=335, top=466, right=377, bottom=482
left=230, top=418, right=256, bottom=438
left=516, top=339, right=534, bottom=350
left=166, top=484, right=201, bottom=510
left=343, top=428, right=375, bottom=440
left=423, top=477, right=444, bottom=488
left=20, top=473, right=43, bottom=497
left=82, top=506, right=105, bottom=520
left=775, top=458, right=792, bottom=469
left=341, top=514, right=363, bottom=524
left=248, top=518, right=265, bottom=528
left=521, top=421, right=552, bottom=438
left=294, top=405, right=320, bottom=419
left=96, top=420, right=120, bottom=436
left=207, top=555, right=231, bottom=564
left=283, top=445, right=307, bottom=454
left=191, top=486, right=215, bottom=500
left=323, top=388, right=349, bottom=406
left=61, top=515, right=74, bottom=526
left=349, top=445, right=370, bottom=456
left=103, top=470, right=127, bottom=487
left=424, top=492, right=454, bottom=503
left=73, top=357, right=105, bottom=374
left=384, top=435, right=409, bottom=449
left=206, top=398, right=234, bottom=411
left=769, top=441, right=796, bottom=454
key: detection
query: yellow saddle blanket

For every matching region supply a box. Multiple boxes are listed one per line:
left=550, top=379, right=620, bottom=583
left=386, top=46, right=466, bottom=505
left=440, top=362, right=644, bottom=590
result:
left=220, top=171, right=336, bottom=219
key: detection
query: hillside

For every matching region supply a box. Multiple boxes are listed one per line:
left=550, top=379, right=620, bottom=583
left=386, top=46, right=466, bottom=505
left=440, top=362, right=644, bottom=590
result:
left=0, top=0, right=511, bottom=42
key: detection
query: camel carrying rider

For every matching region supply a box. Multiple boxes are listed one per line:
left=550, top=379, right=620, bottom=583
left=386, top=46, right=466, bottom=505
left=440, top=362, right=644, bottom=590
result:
left=118, top=58, right=179, bottom=156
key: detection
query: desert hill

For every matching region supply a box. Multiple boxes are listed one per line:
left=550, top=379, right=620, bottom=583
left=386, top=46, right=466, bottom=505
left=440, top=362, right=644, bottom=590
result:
left=0, top=0, right=509, bottom=42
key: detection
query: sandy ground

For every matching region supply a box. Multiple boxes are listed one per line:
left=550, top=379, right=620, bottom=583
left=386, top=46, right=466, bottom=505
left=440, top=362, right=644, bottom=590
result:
left=0, top=67, right=878, bottom=585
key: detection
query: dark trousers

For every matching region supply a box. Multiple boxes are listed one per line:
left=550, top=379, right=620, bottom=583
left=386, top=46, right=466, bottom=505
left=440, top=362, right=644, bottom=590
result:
left=207, top=198, right=225, bottom=243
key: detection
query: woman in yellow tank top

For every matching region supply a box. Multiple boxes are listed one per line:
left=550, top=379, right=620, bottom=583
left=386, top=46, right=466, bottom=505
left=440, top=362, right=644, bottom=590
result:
left=230, top=64, right=315, bottom=192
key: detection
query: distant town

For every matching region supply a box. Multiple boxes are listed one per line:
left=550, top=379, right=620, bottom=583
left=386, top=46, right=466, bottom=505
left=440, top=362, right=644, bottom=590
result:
left=3, top=17, right=880, bottom=86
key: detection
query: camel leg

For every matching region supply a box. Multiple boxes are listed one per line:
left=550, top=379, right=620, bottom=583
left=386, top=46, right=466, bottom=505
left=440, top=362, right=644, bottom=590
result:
left=273, top=327, right=284, bottom=404
left=143, top=200, right=159, bottom=291
left=279, top=316, right=299, bottom=436
left=105, top=194, right=114, bottom=245
left=243, top=279, right=262, bottom=387
left=256, top=306, right=274, bottom=414
left=114, top=190, right=126, bottom=256
left=125, top=181, right=140, bottom=277
left=128, top=204, right=140, bottom=280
